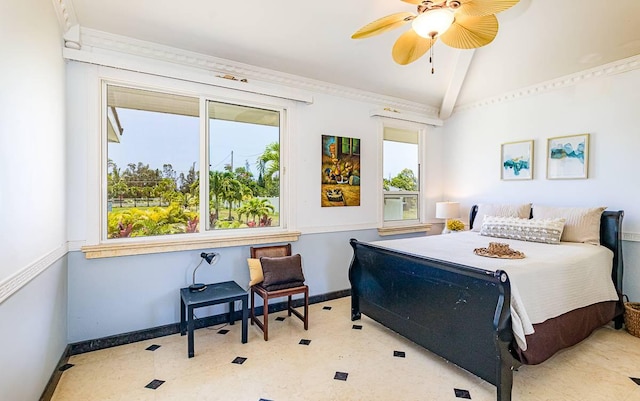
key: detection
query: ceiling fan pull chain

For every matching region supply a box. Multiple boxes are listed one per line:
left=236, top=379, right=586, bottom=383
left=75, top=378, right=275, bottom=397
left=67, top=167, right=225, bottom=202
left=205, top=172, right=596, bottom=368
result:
left=430, top=36, right=435, bottom=74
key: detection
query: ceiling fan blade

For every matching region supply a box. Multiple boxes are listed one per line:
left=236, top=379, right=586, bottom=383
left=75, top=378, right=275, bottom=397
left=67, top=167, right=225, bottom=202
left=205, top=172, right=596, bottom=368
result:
left=455, top=0, right=520, bottom=17
left=351, top=12, right=415, bottom=39
left=392, top=29, right=434, bottom=65
left=439, top=13, right=498, bottom=49
left=401, top=0, right=425, bottom=4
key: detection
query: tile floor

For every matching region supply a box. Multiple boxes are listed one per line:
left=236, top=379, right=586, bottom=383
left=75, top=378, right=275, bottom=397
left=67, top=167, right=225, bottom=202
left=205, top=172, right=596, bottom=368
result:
left=52, top=297, right=640, bottom=401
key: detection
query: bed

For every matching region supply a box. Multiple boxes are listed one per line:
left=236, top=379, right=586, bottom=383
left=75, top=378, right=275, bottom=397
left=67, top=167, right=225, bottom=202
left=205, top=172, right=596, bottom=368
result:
left=348, top=205, right=624, bottom=401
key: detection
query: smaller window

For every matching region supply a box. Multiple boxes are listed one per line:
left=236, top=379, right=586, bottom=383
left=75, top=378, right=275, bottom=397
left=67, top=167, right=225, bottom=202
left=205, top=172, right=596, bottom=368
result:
left=383, top=127, right=420, bottom=223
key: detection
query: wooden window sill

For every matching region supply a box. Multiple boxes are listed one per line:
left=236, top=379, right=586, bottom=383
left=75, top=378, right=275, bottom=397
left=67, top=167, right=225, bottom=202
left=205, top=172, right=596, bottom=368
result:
left=377, top=224, right=431, bottom=237
left=81, top=231, right=301, bottom=259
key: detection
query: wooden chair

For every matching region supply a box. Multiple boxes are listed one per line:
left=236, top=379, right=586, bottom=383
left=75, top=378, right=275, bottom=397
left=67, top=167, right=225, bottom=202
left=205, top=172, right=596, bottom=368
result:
left=249, top=244, right=309, bottom=341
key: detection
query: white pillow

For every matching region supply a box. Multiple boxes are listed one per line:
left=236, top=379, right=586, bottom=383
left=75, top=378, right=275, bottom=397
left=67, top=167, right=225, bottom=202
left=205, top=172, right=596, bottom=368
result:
left=480, top=216, right=566, bottom=244
left=532, top=205, right=606, bottom=245
left=471, top=203, right=532, bottom=232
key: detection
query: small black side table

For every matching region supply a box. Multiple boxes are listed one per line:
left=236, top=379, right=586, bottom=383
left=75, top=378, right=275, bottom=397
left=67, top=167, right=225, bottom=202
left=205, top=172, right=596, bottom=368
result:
left=180, top=281, right=248, bottom=358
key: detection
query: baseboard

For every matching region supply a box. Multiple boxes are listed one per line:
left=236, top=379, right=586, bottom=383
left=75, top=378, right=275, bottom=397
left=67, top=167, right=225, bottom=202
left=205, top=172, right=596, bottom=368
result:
left=40, top=345, right=71, bottom=401
left=68, top=288, right=350, bottom=356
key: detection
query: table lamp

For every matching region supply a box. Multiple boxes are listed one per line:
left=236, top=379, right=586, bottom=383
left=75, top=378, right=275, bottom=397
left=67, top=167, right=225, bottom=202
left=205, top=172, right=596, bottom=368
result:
left=435, top=201, right=460, bottom=234
left=189, top=251, right=220, bottom=292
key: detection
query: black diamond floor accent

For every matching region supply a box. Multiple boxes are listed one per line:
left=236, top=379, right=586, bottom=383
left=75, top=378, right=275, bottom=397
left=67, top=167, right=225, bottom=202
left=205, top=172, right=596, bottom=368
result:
left=393, top=351, right=406, bottom=358
left=334, top=371, right=348, bottom=381
left=145, top=344, right=161, bottom=351
left=259, top=399, right=273, bottom=401
left=323, top=306, right=332, bottom=310
left=631, top=377, right=640, bottom=385
left=454, top=388, right=471, bottom=399
left=58, top=363, right=74, bottom=372
left=299, top=339, right=311, bottom=345
left=352, top=324, right=362, bottom=330
left=232, top=357, right=247, bottom=364
left=276, top=316, right=286, bottom=321
left=218, top=329, right=229, bottom=335
left=145, top=379, right=165, bottom=390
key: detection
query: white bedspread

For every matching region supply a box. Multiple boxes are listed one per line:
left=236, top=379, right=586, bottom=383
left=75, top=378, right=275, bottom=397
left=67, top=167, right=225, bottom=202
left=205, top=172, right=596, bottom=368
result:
left=369, top=232, right=619, bottom=350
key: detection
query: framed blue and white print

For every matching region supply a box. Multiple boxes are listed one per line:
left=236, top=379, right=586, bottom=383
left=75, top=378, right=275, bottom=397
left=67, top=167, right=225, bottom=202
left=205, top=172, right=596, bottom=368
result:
left=501, top=140, right=533, bottom=180
left=546, top=134, right=589, bottom=179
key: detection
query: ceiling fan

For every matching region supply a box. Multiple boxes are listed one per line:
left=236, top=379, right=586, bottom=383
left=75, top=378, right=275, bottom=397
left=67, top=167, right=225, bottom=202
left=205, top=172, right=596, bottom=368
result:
left=351, top=0, right=520, bottom=67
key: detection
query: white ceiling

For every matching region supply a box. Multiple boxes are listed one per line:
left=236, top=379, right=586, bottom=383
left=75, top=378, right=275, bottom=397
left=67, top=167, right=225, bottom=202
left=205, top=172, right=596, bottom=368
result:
left=67, top=0, right=640, bottom=115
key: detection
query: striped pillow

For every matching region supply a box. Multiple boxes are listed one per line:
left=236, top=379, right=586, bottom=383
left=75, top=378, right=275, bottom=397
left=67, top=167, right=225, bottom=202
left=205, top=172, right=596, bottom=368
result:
left=533, top=205, right=606, bottom=245
left=480, top=216, right=566, bottom=244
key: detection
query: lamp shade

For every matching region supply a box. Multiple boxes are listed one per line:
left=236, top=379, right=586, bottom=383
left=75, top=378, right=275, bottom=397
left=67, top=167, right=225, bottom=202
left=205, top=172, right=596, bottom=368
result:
left=201, top=252, right=219, bottom=265
left=189, top=251, right=220, bottom=292
left=435, top=201, right=460, bottom=219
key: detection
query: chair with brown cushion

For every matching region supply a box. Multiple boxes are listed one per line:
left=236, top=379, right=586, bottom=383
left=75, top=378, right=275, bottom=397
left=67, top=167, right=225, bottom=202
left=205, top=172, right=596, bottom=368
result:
left=249, top=244, right=309, bottom=341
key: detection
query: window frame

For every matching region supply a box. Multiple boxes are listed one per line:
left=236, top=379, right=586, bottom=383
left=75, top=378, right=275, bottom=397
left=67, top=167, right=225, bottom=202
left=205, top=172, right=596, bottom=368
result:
left=203, top=98, right=286, bottom=233
left=379, top=120, right=427, bottom=228
left=81, top=69, right=299, bottom=258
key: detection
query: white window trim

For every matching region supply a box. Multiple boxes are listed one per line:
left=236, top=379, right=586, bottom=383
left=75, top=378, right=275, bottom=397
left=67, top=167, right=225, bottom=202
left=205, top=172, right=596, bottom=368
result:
left=80, top=66, right=299, bottom=258
left=377, top=118, right=431, bottom=233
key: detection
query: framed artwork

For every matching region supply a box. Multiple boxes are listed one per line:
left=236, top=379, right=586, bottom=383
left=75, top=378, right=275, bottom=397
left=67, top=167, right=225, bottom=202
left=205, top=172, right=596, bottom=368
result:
left=501, top=140, right=533, bottom=180
left=321, top=135, right=361, bottom=207
left=546, top=134, right=589, bottom=179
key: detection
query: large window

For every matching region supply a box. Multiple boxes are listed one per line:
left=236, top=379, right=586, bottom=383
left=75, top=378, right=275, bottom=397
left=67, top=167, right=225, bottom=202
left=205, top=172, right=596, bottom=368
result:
left=105, top=84, right=282, bottom=240
left=382, top=126, right=420, bottom=223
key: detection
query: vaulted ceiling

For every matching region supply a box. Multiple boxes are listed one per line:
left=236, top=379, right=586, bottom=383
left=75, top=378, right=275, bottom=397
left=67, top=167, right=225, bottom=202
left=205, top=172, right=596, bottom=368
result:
left=58, top=0, right=640, bottom=119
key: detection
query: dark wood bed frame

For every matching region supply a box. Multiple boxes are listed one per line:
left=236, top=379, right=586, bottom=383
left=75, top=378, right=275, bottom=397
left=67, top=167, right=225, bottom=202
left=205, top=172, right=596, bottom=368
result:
left=348, top=206, right=624, bottom=401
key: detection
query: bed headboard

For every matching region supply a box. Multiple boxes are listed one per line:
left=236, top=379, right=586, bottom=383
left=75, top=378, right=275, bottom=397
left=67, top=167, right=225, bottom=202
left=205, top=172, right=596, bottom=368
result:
left=468, top=204, right=624, bottom=297
left=468, top=205, right=535, bottom=230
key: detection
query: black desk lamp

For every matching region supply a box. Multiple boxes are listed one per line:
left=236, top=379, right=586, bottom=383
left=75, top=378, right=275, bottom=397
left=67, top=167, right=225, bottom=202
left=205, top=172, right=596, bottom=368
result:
left=189, top=252, right=220, bottom=292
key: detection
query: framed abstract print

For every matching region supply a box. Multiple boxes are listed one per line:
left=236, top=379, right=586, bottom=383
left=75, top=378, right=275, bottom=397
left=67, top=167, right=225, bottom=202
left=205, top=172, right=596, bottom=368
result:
left=546, top=134, right=589, bottom=179
left=501, top=140, right=533, bottom=180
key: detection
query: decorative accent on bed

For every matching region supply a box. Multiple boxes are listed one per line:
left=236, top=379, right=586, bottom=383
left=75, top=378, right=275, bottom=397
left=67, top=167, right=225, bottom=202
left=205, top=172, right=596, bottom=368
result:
left=471, top=203, right=532, bottom=232
left=533, top=205, right=606, bottom=245
left=480, top=216, right=565, bottom=244
left=474, top=242, right=525, bottom=259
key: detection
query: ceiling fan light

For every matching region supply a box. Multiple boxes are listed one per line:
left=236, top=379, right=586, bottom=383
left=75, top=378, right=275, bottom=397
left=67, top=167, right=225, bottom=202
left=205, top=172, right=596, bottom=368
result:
left=412, top=9, right=455, bottom=39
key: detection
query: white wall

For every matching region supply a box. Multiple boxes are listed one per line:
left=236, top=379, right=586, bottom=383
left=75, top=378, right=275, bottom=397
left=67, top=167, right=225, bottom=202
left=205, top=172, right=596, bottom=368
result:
left=442, top=68, right=640, bottom=301
left=294, top=93, right=380, bottom=232
left=0, top=258, right=68, bottom=401
left=0, top=0, right=68, bottom=399
left=65, top=62, right=443, bottom=342
left=0, top=0, right=67, bottom=281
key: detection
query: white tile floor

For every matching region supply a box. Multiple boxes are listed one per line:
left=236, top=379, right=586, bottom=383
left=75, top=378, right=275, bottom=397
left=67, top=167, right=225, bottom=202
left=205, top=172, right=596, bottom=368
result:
left=52, top=297, right=640, bottom=401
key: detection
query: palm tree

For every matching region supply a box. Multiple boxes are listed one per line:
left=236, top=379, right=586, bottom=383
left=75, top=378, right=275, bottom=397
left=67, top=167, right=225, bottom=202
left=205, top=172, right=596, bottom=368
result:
left=256, top=142, right=280, bottom=197
left=218, top=174, right=242, bottom=220
left=238, top=198, right=275, bottom=224
left=257, top=142, right=279, bottom=178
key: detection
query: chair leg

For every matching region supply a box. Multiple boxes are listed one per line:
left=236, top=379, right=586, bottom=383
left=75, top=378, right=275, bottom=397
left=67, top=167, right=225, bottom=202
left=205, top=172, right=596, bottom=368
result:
left=287, top=295, right=293, bottom=316
left=304, top=287, right=309, bottom=330
left=250, top=289, right=255, bottom=326
left=263, top=296, right=269, bottom=341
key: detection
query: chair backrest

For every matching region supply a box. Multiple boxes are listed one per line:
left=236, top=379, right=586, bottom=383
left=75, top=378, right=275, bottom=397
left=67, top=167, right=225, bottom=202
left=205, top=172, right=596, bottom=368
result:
left=250, top=244, right=291, bottom=259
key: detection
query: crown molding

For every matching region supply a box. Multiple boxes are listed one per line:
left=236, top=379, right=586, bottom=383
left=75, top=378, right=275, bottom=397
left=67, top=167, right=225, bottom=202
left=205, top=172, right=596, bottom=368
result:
left=455, top=55, right=640, bottom=113
left=72, top=28, right=438, bottom=116
left=51, top=0, right=77, bottom=33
